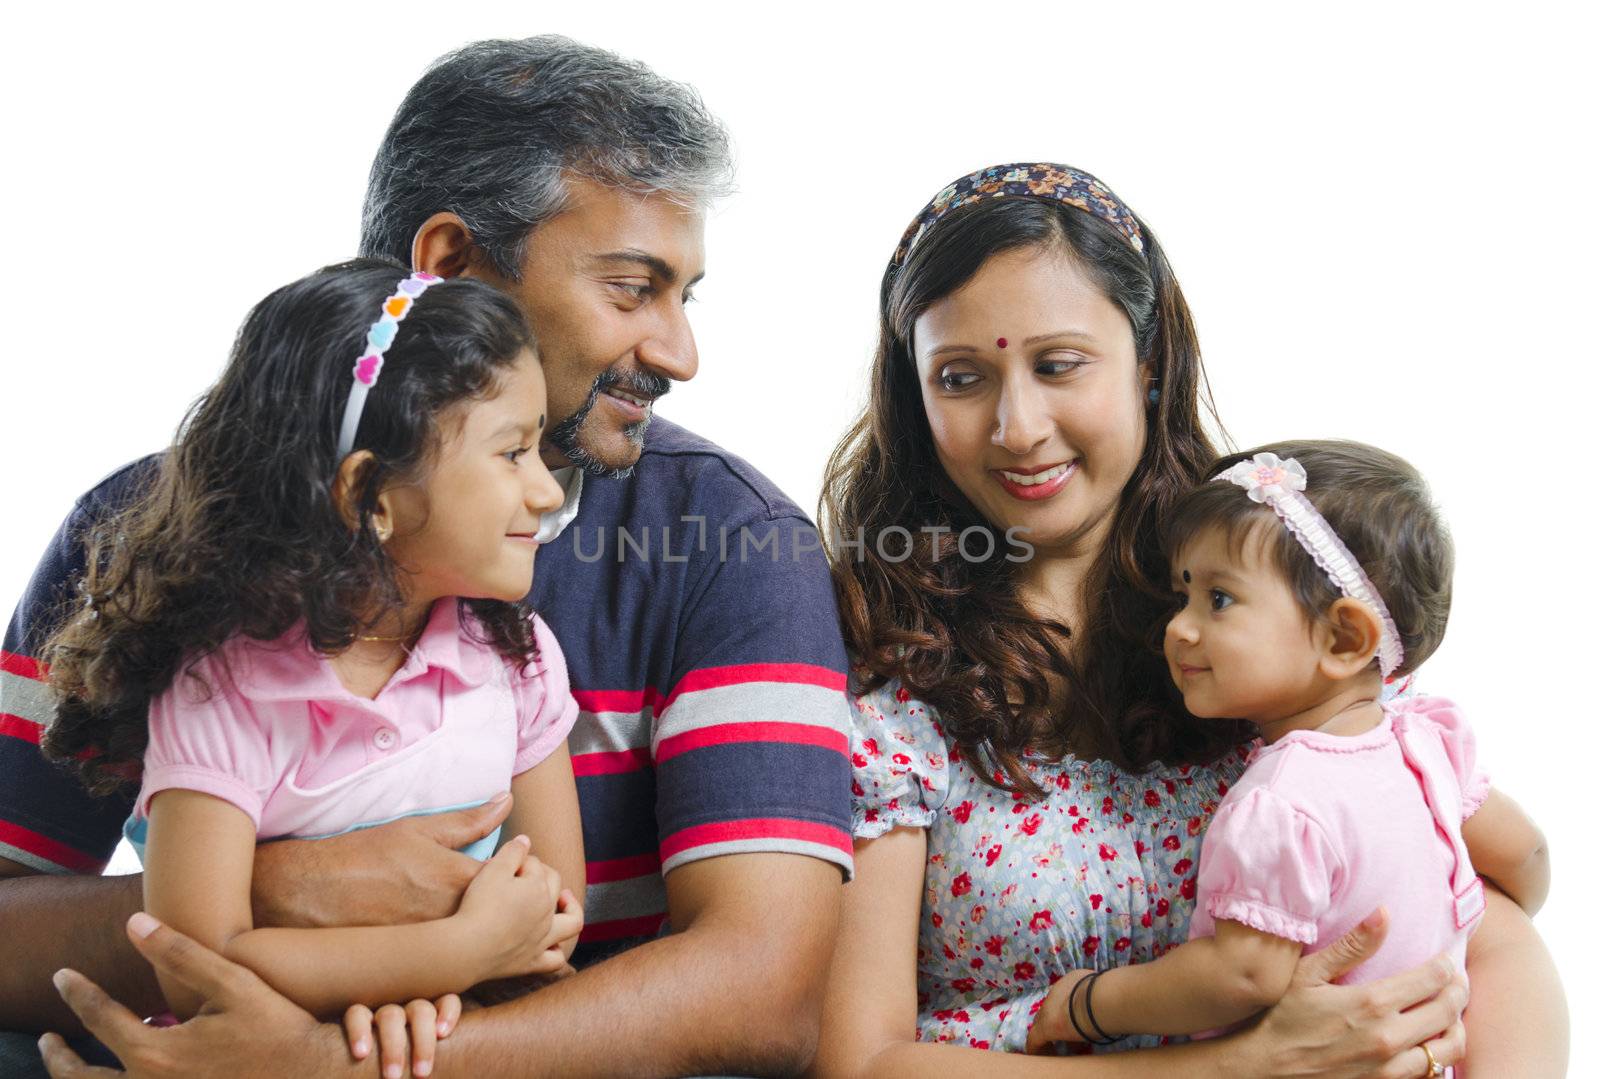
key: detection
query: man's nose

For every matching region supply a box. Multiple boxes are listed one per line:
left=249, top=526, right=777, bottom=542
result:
left=635, top=302, right=698, bottom=383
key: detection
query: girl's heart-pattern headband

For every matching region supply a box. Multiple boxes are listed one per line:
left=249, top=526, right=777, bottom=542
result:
left=336, top=271, right=443, bottom=458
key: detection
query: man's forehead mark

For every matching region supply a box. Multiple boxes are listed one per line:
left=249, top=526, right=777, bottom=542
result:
left=593, top=249, right=706, bottom=288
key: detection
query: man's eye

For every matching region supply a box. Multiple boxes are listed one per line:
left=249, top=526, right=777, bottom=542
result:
left=612, top=282, right=651, bottom=301
left=1209, top=589, right=1234, bottom=612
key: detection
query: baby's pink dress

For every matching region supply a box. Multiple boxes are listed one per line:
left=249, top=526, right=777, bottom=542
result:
left=1188, top=696, right=1488, bottom=984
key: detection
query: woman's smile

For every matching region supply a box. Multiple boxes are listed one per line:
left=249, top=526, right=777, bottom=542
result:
left=992, top=459, right=1077, bottom=500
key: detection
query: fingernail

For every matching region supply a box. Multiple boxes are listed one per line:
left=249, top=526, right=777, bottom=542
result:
left=416, top=1061, right=433, bottom=1077
left=129, top=911, right=161, bottom=938
left=51, top=970, right=70, bottom=993
left=437, top=1022, right=450, bottom=1036
left=490, top=791, right=510, bottom=804
left=353, top=1039, right=368, bottom=1057
left=514, top=833, right=531, bottom=846
left=384, top=1065, right=401, bottom=1079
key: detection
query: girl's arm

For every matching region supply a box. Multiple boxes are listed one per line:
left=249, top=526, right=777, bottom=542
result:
left=1460, top=788, right=1549, bottom=915
left=143, top=789, right=565, bottom=1020
left=1032, top=920, right=1302, bottom=1045
left=500, top=742, right=585, bottom=962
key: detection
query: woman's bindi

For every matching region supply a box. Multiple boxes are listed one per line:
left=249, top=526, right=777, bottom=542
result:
left=996, top=337, right=1008, bottom=349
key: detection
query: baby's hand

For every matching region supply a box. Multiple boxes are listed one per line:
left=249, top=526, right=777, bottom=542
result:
left=343, top=993, right=461, bottom=1078
left=1025, top=970, right=1094, bottom=1053
left=455, top=836, right=583, bottom=981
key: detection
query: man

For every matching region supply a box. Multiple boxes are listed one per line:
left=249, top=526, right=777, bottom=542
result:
left=1, top=36, right=852, bottom=1077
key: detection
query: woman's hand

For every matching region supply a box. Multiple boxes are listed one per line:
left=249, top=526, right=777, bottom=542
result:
left=342, top=994, right=460, bottom=1079
left=1233, top=909, right=1467, bottom=1079
left=452, top=835, right=582, bottom=982
left=1024, top=969, right=1092, bottom=1051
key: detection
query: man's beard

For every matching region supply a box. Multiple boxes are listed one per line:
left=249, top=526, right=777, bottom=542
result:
left=547, top=368, right=672, bottom=479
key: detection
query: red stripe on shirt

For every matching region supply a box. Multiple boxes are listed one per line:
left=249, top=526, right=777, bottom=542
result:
left=0, top=713, right=42, bottom=745
left=585, top=851, right=662, bottom=884
left=660, top=817, right=852, bottom=862
left=658, top=663, right=846, bottom=716
left=0, top=651, right=45, bottom=681
left=570, top=747, right=652, bottom=777
left=0, top=819, right=103, bottom=873
left=580, top=912, right=666, bottom=943
left=571, top=688, right=663, bottom=715
left=655, top=721, right=847, bottom=765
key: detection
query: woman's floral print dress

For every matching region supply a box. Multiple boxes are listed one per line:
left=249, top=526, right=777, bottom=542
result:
left=851, top=679, right=1249, bottom=1053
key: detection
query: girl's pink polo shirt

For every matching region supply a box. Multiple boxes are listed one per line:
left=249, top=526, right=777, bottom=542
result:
left=128, top=601, right=577, bottom=852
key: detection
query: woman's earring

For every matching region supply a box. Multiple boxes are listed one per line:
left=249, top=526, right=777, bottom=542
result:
left=375, top=524, right=392, bottom=543
left=1147, top=386, right=1160, bottom=406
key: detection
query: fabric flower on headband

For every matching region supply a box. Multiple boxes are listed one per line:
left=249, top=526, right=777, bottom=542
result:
left=1221, top=453, right=1308, bottom=503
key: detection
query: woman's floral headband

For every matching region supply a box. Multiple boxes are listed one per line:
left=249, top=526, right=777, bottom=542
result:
left=1217, top=452, right=1406, bottom=678
left=335, top=271, right=443, bottom=458
left=889, top=162, right=1146, bottom=272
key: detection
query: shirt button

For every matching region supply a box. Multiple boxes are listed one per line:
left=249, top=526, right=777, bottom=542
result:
left=373, top=728, right=397, bottom=750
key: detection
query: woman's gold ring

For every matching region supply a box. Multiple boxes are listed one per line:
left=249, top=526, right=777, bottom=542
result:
left=1421, top=1041, right=1445, bottom=1078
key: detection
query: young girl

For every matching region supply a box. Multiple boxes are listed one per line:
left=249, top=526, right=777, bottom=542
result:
left=1026, top=440, right=1549, bottom=1070
left=42, top=259, right=584, bottom=1076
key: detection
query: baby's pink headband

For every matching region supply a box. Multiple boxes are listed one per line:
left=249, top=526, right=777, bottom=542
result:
left=1217, top=452, right=1405, bottom=678
left=336, top=271, right=443, bottom=458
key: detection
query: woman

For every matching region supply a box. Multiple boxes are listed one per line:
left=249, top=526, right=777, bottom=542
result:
left=812, top=164, right=1563, bottom=1076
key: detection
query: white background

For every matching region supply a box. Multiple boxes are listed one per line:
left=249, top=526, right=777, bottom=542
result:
left=3, top=1, right=1595, bottom=1067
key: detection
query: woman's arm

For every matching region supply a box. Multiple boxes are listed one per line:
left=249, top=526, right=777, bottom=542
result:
left=144, top=790, right=565, bottom=1019
left=1460, top=885, right=1567, bottom=1077
left=1034, top=921, right=1302, bottom=1045
left=1461, top=789, right=1549, bottom=915
left=501, top=743, right=585, bottom=962
left=810, top=833, right=1467, bottom=1079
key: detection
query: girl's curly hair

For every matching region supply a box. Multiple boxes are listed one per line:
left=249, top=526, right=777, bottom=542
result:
left=43, top=258, right=540, bottom=794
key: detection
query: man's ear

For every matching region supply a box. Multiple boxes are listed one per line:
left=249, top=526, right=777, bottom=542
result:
left=332, top=450, right=393, bottom=541
left=1317, top=597, right=1383, bottom=679
left=412, top=212, right=491, bottom=281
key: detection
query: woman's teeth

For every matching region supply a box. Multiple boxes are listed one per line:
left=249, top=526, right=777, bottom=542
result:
left=1000, top=462, right=1073, bottom=486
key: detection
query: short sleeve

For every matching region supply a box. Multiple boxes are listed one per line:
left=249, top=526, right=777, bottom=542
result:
left=648, top=509, right=854, bottom=878
left=1, top=458, right=158, bottom=872
left=849, top=680, right=951, bottom=839
left=137, top=651, right=272, bottom=830
left=510, top=615, right=581, bottom=774
left=1403, top=696, right=1490, bottom=818
left=1194, top=787, right=1343, bottom=945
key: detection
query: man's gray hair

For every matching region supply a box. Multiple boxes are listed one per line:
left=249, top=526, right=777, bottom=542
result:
left=360, top=36, right=734, bottom=278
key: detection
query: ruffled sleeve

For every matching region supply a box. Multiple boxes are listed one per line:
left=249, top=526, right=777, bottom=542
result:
left=1194, top=787, right=1343, bottom=945
left=1398, top=696, right=1490, bottom=818
left=849, top=679, right=951, bottom=839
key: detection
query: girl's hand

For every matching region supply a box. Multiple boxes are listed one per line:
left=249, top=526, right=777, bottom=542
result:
left=343, top=995, right=461, bottom=1079
left=1234, top=909, right=1468, bottom=1078
left=454, top=835, right=581, bottom=980
left=1024, top=969, right=1093, bottom=1052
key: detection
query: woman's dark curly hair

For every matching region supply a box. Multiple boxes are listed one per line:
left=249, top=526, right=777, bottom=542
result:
left=821, top=194, right=1253, bottom=798
left=43, top=258, right=540, bottom=794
